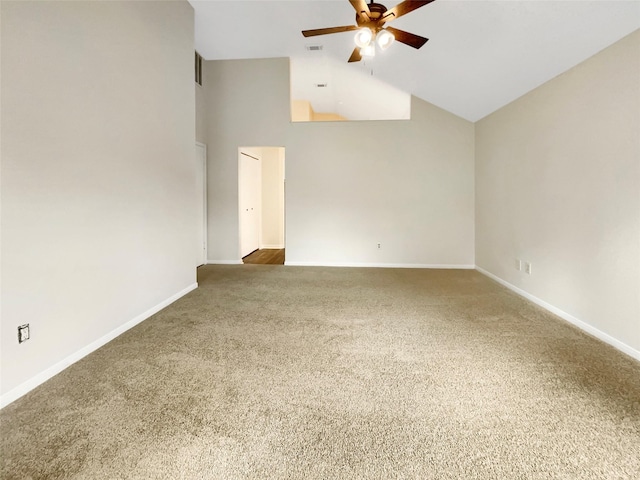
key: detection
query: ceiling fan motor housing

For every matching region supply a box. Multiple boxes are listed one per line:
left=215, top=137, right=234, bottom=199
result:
left=356, top=2, right=388, bottom=27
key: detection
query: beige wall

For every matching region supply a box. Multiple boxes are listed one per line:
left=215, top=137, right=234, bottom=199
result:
left=201, top=58, right=475, bottom=266
left=1, top=0, right=197, bottom=404
left=202, top=58, right=290, bottom=262
left=475, top=31, right=640, bottom=355
left=286, top=97, right=475, bottom=266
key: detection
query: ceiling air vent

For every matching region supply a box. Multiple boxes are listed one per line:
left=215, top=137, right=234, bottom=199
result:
left=306, top=45, right=323, bottom=51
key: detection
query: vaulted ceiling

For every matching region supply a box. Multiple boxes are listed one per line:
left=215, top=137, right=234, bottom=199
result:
left=190, top=0, right=640, bottom=122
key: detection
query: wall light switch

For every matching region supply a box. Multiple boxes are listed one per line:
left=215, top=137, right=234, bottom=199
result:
left=515, top=259, right=522, bottom=271
left=18, top=324, right=30, bottom=343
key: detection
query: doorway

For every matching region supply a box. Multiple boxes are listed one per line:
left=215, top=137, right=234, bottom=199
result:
left=238, top=147, right=285, bottom=264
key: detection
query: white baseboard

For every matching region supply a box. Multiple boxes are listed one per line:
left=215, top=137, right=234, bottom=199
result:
left=476, top=267, right=640, bottom=362
left=285, top=261, right=476, bottom=269
left=260, top=244, right=284, bottom=250
left=206, top=260, right=243, bottom=265
left=0, top=282, right=198, bottom=409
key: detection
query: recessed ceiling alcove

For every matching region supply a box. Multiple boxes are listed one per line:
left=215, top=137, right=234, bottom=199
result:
left=290, top=56, right=411, bottom=122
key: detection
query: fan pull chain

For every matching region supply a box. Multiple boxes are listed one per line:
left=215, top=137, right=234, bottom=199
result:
left=362, top=58, right=375, bottom=76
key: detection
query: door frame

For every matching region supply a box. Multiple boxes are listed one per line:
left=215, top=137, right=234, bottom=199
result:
left=196, top=141, right=207, bottom=266
left=237, top=146, right=286, bottom=263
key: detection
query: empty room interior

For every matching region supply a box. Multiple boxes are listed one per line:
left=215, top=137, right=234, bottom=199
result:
left=1, top=1, right=639, bottom=478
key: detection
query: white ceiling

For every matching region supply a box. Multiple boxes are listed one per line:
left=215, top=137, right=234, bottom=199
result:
left=190, top=0, right=640, bottom=122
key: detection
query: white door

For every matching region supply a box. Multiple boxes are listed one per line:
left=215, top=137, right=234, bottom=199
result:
left=195, top=142, right=207, bottom=266
left=239, top=151, right=261, bottom=258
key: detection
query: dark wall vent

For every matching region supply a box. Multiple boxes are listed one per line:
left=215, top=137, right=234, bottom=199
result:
left=195, top=51, right=203, bottom=86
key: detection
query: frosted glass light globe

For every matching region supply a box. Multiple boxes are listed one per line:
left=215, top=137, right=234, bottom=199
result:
left=377, top=30, right=395, bottom=50
left=354, top=28, right=373, bottom=48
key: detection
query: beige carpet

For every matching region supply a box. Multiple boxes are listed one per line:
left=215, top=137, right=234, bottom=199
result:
left=1, top=265, right=639, bottom=479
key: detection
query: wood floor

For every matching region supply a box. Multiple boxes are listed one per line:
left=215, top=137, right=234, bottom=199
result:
left=243, top=249, right=285, bottom=265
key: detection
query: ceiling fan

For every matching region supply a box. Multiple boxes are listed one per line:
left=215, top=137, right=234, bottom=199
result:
left=302, top=0, right=435, bottom=63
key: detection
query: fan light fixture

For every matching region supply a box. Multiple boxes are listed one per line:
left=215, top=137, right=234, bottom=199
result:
left=354, top=28, right=395, bottom=57
left=302, top=0, right=432, bottom=64
left=376, top=30, right=395, bottom=50
left=354, top=28, right=373, bottom=48
left=361, top=44, right=376, bottom=57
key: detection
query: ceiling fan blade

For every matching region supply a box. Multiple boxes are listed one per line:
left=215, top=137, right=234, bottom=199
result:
left=349, top=0, right=372, bottom=22
left=302, top=25, right=359, bottom=37
left=382, top=0, right=436, bottom=23
left=384, top=26, right=428, bottom=49
left=348, top=47, right=362, bottom=63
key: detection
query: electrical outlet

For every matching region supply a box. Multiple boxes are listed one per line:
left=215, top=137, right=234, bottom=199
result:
left=377, top=243, right=381, bottom=249
left=515, top=259, right=522, bottom=271
left=18, top=324, right=30, bottom=343
left=524, top=262, right=532, bottom=275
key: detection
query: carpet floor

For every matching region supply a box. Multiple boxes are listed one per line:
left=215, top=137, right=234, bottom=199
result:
left=1, top=265, right=639, bottom=479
